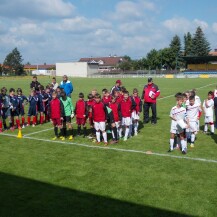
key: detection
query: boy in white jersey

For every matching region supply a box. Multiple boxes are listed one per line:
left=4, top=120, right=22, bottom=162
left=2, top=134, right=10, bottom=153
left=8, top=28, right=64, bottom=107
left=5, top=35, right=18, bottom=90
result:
left=191, top=89, right=201, bottom=132
left=214, top=86, right=217, bottom=128
left=203, top=91, right=214, bottom=135
left=186, top=95, right=202, bottom=148
left=168, top=95, right=188, bottom=154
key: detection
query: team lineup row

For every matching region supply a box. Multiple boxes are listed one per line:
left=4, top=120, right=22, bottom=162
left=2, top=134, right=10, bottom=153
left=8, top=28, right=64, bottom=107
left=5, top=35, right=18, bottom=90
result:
left=169, top=89, right=216, bottom=155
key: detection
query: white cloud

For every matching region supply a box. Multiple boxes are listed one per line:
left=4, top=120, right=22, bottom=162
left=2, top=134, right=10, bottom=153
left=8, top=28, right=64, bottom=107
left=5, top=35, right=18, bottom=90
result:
left=112, top=0, right=156, bottom=21
left=163, top=18, right=191, bottom=33
left=193, top=19, right=208, bottom=30
left=10, top=23, right=44, bottom=36
left=0, top=0, right=75, bottom=19
left=44, top=16, right=112, bottom=34
left=212, top=23, right=217, bottom=33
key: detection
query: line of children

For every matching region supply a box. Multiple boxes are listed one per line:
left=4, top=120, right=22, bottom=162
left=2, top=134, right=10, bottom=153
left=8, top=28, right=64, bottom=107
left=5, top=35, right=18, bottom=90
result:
left=168, top=90, right=214, bottom=154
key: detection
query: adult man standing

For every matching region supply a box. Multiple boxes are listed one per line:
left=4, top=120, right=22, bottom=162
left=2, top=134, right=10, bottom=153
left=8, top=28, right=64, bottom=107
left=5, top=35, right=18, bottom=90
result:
left=110, top=80, right=122, bottom=96
left=60, top=75, right=73, bottom=97
left=51, top=77, right=59, bottom=91
left=30, top=76, right=41, bottom=91
left=142, top=77, right=160, bottom=124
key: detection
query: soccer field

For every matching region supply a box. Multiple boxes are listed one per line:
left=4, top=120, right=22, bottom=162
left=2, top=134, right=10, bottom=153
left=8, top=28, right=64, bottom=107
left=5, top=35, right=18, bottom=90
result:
left=0, top=76, right=217, bottom=217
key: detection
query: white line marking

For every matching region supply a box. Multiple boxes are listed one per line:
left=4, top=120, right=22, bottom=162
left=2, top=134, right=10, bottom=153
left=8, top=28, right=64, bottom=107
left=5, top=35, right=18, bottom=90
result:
left=158, top=82, right=215, bottom=101
left=23, top=128, right=53, bottom=136
left=1, top=133, right=217, bottom=164
left=23, top=121, right=76, bottom=137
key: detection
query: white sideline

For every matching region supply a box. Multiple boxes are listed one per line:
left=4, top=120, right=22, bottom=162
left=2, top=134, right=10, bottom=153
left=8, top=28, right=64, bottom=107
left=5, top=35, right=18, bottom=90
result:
left=23, top=128, right=53, bottom=136
left=23, top=121, right=76, bottom=137
left=1, top=133, right=217, bottom=164
left=158, top=82, right=216, bottom=101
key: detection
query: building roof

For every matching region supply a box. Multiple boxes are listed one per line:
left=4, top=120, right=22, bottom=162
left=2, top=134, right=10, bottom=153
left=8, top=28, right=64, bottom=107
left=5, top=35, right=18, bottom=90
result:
left=79, top=56, right=124, bottom=66
left=209, top=51, right=217, bottom=56
left=24, top=64, right=55, bottom=70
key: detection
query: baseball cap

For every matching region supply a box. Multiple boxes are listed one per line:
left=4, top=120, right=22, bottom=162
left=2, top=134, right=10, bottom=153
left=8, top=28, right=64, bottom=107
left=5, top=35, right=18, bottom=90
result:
left=148, top=77, right=153, bottom=82
left=116, top=80, right=122, bottom=84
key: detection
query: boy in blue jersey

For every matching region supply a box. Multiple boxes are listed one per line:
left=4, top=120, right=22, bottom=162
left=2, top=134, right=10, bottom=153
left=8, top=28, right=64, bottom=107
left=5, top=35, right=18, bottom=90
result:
left=27, top=90, right=38, bottom=127
left=17, top=88, right=28, bottom=128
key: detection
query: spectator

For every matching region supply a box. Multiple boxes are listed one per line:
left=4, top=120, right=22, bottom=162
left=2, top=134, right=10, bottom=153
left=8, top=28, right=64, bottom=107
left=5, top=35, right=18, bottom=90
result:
left=51, top=77, right=59, bottom=91
left=30, top=76, right=41, bottom=91
left=60, top=75, right=73, bottom=97
left=110, top=80, right=122, bottom=96
left=141, top=77, right=160, bottom=124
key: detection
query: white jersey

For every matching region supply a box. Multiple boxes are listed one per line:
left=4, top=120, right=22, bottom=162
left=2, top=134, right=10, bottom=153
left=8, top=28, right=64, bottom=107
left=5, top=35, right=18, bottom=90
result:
left=186, top=103, right=202, bottom=121
left=185, top=100, right=189, bottom=107
left=214, top=89, right=217, bottom=98
left=170, top=106, right=186, bottom=133
left=203, top=99, right=214, bottom=117
left=170, top=105, right=186, bottom=122
left=195, top=95, right=201, bottom=105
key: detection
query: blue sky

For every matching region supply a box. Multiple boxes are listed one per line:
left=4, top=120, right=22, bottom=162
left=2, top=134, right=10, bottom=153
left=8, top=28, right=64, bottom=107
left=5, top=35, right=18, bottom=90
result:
left=0, top=0, right=217, bottom=64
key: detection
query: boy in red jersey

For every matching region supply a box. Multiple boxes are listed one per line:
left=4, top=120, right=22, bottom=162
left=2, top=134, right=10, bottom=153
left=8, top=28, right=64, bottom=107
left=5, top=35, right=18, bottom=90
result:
left=74, top=92, right=88, bottom=137
left=120, top=91, right=136, bottom=141
left=49, top=91, right=64, bottom=140
left=114, top=90, right=122, bottom=104
left=87, top=93, right=95, bottom=138
left=92, top=93, right=108, bottom=145
left=109, top=96, right=121, bottom=143
left=131, top=88, right=142, bottom=136
left=102, top=89, right=112, bottom=107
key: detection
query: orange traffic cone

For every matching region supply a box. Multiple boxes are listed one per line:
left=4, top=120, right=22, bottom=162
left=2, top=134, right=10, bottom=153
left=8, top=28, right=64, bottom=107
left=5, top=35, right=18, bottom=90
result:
left=17, top=128, right=22, bottom=138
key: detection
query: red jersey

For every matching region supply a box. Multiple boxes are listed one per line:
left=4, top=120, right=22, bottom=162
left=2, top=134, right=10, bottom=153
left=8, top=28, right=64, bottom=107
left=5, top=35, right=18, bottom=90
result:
left=142, top=83, right=160, bottom=103
left=120, top=97, right=136, bottom=118
left=116, top=95, right=123, bottom=104
left=92, top=101, right=106, bottom=122
left=109, top=102, right=121, bottom=122
left=102, top=95, right=111, bottom=106
left=75, top=99, right=87, bottom=119
left=87, top=99, right=95, bottom=118
left=132, top=96, right=142, bottom=113
left=49, top=98, right=64, bottom=119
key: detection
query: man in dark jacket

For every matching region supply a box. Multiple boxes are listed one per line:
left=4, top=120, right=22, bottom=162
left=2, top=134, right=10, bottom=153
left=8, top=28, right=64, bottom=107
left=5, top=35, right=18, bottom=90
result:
left=141, top=77, right=160, bottom=124
left=30, top=76, right=41, bottom=91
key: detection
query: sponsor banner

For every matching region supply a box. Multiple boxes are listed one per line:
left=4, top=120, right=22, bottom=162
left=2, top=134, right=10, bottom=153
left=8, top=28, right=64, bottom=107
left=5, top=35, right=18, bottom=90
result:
left=199, top=74, right=209, bottom=78
left=165, top=74, right=174, bottom=78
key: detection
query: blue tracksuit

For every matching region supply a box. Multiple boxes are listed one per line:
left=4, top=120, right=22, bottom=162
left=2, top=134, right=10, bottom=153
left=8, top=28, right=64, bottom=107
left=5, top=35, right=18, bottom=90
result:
left=60, top=80, right=73, bottom=97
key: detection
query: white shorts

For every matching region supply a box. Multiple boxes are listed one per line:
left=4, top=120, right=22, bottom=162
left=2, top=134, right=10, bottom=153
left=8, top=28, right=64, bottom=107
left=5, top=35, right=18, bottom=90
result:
left=204, top=116, right=213, bottom=123
left=188, top=121, right=197, bottom=132
left=94, top=122, right=106, bottom=131
left=170, top=122, right=184, bottom=134
left=122, top=117, right=132, bottom=126
left=131, top=111, right=140, bottom=120
left=114, top=121, right=120, bottom=128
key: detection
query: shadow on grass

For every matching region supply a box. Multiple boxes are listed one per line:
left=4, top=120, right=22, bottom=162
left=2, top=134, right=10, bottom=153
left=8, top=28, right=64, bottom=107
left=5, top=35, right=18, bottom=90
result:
left=0, top=172, right=194, bottom=217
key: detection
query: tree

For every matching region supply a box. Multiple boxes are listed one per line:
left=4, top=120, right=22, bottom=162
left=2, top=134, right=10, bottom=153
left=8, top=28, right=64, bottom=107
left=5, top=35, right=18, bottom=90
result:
left=146, top=49, right=161, bottom=70
left=184, top=32, right=192, bottom=56
left=3, top=47, right=24, bottom=75
left=169, top=35, right=182, bottom=69
left=190, top=26, right=211, bottom=56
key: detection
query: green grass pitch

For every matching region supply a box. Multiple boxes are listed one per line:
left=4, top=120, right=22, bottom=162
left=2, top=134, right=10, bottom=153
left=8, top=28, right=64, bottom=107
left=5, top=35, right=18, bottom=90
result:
left=0, top=76, right=217, bottom=217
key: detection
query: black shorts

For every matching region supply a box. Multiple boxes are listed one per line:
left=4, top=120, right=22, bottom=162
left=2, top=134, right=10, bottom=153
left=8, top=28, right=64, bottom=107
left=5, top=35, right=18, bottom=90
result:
left=18, top=107, right=25, bottom=116
left=28, top=106, right=37, bottom=116
left=2, top=107, right=11, bottom=119
left=11, top=109, right=19, bottom=117
left=63, top=116, right=71, bottom=123
left=38, top=104, right=44, bottom=112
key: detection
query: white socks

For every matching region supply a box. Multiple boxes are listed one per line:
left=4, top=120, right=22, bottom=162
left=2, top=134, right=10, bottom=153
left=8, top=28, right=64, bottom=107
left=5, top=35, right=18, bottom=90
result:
left=96, top=131, right=100, bottom=142
left=191, top=134, right=195, bottom=143
left=102, top=132, right=107, bottom=143
left=181, top=139, right=187, bottom=152
left=170, top=139, right=174, bottom=150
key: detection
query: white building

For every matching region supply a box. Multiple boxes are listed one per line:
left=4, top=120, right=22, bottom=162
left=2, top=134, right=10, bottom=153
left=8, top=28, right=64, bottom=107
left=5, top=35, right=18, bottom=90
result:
left=56, top=62, right=98, bottom=77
